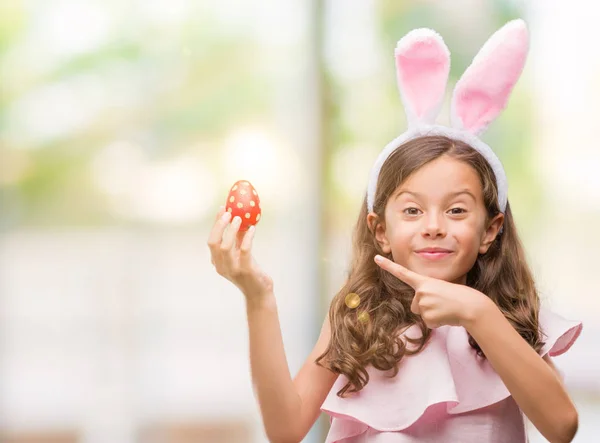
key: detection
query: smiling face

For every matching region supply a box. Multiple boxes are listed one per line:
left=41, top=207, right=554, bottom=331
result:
left=368, top=154, right=504, bottom=285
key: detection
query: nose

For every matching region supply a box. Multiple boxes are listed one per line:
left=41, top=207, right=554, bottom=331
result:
left=421, top=211, right=446, bottom=239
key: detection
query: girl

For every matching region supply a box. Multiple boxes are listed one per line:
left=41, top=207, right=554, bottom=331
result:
left=207, top=20, right=582, bottom=443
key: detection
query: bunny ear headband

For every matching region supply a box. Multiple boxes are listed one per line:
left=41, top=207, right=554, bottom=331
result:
left=366, top=19, right=529, bottom=215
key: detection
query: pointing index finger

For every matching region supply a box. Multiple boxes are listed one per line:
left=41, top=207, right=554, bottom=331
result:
left=374, top=255, right=425, bottom=288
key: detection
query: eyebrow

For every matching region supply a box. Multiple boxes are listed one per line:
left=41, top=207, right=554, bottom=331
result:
left=394, top=189, right=477, bottom=202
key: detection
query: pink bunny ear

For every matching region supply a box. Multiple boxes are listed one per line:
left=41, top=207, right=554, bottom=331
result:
left=450, top=19, right=529, bottom=135
left=395, top=28, right=450, bottom=127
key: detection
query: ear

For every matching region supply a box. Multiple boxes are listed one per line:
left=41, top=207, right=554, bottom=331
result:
left=395, top=28, right=450, bottom=128
left=479, top=213, right=504, bottom=254
left=450, top=19, right=529, bottom=135
left=367, top=212, right=392, bottom=254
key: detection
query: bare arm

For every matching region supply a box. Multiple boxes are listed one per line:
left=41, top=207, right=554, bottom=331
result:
left=208, top=207, right=337, bottom=442
left=292, top=309, right=338, bottom=440
left=464, top=300, right=579, bottom=443
left=246, top=293, right=337, bottom=443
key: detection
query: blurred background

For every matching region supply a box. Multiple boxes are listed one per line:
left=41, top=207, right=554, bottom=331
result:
left=0, top=0, right=598, bottom=441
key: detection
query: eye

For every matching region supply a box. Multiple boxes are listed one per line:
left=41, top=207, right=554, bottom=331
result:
left=448, top=207, right=467, bottom=215
left=403, top=207, right=421, bottom=216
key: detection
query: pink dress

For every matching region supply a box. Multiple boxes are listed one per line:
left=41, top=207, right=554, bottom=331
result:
left=321, top=307, right=582, bottom=443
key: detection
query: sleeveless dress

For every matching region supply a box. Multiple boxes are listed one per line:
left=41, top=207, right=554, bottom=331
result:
left=321, top=306, right=583, bottom=443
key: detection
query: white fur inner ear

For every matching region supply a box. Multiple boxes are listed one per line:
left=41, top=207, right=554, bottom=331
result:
left=395, top=28, right=450, bottom=128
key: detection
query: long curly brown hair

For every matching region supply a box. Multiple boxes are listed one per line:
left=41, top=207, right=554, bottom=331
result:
left=316, top=135, right=545, bottom=397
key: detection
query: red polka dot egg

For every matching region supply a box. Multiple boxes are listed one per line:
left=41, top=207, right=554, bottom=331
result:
left=225, top=180, right=261, bottom=231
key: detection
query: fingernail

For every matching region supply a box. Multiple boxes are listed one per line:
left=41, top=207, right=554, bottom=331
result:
left=374, top=255, right=383, bottom=263
left=233, top=216, right=241, bottom=225
left=221, top=211, right=231, bottom=222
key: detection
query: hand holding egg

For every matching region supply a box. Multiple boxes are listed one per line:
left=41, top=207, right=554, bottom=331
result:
left=207, top=180, right=273, bottom=300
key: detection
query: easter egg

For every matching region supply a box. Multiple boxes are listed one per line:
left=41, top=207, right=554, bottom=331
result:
left=225, top=180, right=261, bottom=231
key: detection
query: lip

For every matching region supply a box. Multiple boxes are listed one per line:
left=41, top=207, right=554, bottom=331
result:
left=415, top=247, right=453, bottom=253
left=415, top=248, right=454, bottom=261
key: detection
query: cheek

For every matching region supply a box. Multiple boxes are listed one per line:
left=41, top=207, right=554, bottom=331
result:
left=387, top=226, right=414, bottom=261
left=452, top=222, right=485, bottom=258
left=451, top=215, right=483, bottom=239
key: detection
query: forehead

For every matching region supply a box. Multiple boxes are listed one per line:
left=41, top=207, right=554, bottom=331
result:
left=392, top=155, right=482, bottom=201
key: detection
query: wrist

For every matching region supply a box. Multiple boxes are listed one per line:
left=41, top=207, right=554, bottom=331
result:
left=461, top=291, right=496, bottom=330
left=245, top=290, right=276, bottom=312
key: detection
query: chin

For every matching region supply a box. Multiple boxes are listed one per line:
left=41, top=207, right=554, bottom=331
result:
left=408, top=262, right=457, bottom=282
left=409, top=263, right=445, bottom=278
left=423, top=269, right=455, bottom=281
left=422, top=268, right=467, bottom=285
